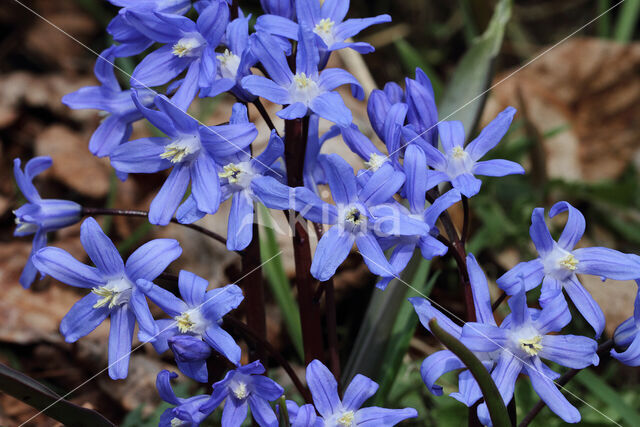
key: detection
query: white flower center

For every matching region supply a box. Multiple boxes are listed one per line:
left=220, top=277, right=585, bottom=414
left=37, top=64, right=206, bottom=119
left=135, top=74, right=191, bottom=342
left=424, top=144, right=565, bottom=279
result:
left=345, top=207, right=365, bottom=225
left=174, top=308, right=206, bottom=334
left=519, top=335, right=543, bottom=356
left=314, top=18, right=336, bottom=46
left=14, top=216, right=38, bottom=234
left=91, top=277, right=133, bottom=309
left=217, top=49, right=241, bottom=79
left=559, top=254, right=578, bottom=271
left=289, top=73, right=320, bottom=106
left=364, top=153, right=388, bottom=171
left=232, top=382, right=248, bottom=399
left=219, top=162, right=253, bottom=187
left=542, top=246, right=579, bottom=281
left=172, top=36, right=203, bottom=58
left=170, top=418, right=184, bottom=427
left=337, top=411, right=355, bottom=427
left=160, top=135, right=202, bottom=163
left=452, top=146, right=466, bottom=159
left=444, top=146, right=474, bottom=178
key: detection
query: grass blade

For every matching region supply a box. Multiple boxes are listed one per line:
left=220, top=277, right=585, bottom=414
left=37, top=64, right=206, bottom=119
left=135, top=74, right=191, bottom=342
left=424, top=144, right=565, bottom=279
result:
left=613, top=0, right=640, bottom=42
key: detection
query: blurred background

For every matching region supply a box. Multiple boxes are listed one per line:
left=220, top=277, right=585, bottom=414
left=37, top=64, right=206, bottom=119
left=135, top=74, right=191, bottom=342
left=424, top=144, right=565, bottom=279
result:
left=0, top=0, right=639, bottom=425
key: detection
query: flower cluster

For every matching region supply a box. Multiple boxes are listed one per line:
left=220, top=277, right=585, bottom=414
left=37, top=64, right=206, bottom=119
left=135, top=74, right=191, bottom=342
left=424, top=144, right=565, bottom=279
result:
left=10, top=0, right=640, bottom=426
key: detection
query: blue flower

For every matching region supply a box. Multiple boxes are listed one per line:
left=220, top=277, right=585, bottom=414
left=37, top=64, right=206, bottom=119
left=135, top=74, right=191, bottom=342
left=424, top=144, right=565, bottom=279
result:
left=110, top=93, right=258, bottom=225
left=375, top=145, right=462, bottom=290
left=460, top=284, right=598, bottom=425
left=13, top=157, right=82, bottom=289
left=410, top=254, right=500, bottom=407
left=200, top=360, right=284, bottom=427
left=256, top=0, right=390, bottom=68
left=241, top=29, right=361, bottom=126
left=137, top=270, right=244, bottom=380
left=157, top=370, right=213, bottom=427
left=32, top=217, right=182, bottom=379
left=175, top=104, right=292, bottom=251
left=126, top=0, right=229, bottom=108
left=287, top=359, right=417, bottom=426
left=260, top=0, right=295, bottom=20
left=201, top=14, right=257, bottom=102
left=62, top=46, right=155, bottom=157
left=106, top=0, right=192, bottom=58
left=293, top=154, right=428, bottom=281
left=404, top=106, right=523, bottom=198
left=497, top=201, right=640, bottom=337
left=611, top=280, right=640, bottom=366
left=286, top=403, right=321, bottom=427
left=303, top=114, right=338, bottom=193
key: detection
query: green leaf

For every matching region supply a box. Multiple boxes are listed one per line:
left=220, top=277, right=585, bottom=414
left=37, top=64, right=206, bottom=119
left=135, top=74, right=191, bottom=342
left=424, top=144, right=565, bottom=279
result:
left=438, top=0, right=512, bottom=136
left=574, top=369, right=640, bottom=426
left=0, top=362, right=115, bottom=427
left=613, top=0, right=640, bottom=42
left=428, top=319, right=511, bottom=427
left=257, top=205, right=304, bottom=362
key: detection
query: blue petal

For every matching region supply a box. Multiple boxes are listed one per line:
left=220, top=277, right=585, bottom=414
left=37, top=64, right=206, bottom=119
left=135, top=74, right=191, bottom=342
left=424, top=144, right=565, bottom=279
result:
left=534, top=292, right=571, bottom=334
left=175, top=359, right=208, bottom=383
left=292, top=404, right=319, bottom=427
left=549, top=201, right=585, bottom=251
left=476, top=352, right=521, bottom=425
left=465, top=107, right=516, bottom=161
left=507, top=283, right=530, bottom=327
left=89, top=115, right=130, bottom=157
left=110, top=137, right=172, bottom=174
left=80, top=217, right=125, bottom=277
left=529, top=207, right=554, bottom=255
left=149, top=164, right=191, bottom=226
left=123, top=10, right=191, bottom=43
left=13, top=158, right=41, bottom=203
left=201, top=284, right=244, bottom=321
left=472, top=159, right=524, bottom=177
left=467, top=253, right=496, bottom=326
left=248, top=395, right=279, bottom=426
left=523, top=358, right=581, bottom=423
left=249, top=32, right=293, bottom=86
left=321, top=0, right=349, bottom=22
left=277, top=102, right=309, bottom=120
left=310, top=91, right=352, bottom=127
left=563, top=275, right=605, bottom=338
left=460, top=322, right=507, bottom=352
left=310, top=226, right=355, bottom=281
left=251, top=176, right=294, bottom=210
left=425, top=171, right=449, bottom=190
left=320, top=154, right=357, bottom=205
left=334, top=14, right=392, bottom=41
left=419, top=351, right=464, bottom=396
left=227, top=15, right=250, bottom=54
left=108, top=306, right=135, bottom=380
left=417, top=235, right=448, bottom=260
left=376, top=242, right=416, bottom=290
left=359, top=164, right=405, bottom=206
left=227, top=191, right=254, bottom=251
left=355, top=407, right=418, bottom=426
left=131, top=45, right=191, bottom=88
left=409, top=297, right=462, bottom=337
left=404, top=144, right=427, bottom=213
left=196, top=0, right=228, bottom=43
left=451, top=173, right=482, bottom=198
left=437, top=121, right=465, bottom=152
left=171, top=61, right=200, bottom=111
left=340, top=124, right=382, bottom=161
left=251, top=375, right=285, bottom=400
left=496, top=259, right=545, bottom=295
left=295, top=0, right=321, bottom=27
left=306, top=360, right=341, bottom=418
left=252, top=131, right=284, bottom=173
left=203, top=324, right=242, bottom=365
left=130, top=288, right=159, bottom=342
left=176, top=195, right=206, bottom=224
left=241, top=75, right=291, bottom=104
left=356, top=233, right=395, bottom=277
left=131, top=89, right=177, bottom=137
left=450, top=369, right=483, bottom=407
left=367, top=90, right=391, bottom=140
left=255, top=15, right=298, bottom=40
left=342, top=374, right=379, bottom=411
left=156, top=370, right=182, bottom=405
left=191, top=154, right=221, bottom=214
left=221, top=394, right=248, bottom=426
left=540, top=334, right=598, bottom=368
left=291, top=186, right=339, bottom=224
left=137, top=279, right=189, bottom=317
left=125, top=238, right=182, bottom=282
left=382, top=103, right=408, bottom=155
left=405, top=78, right=437, bottom=146
left=155, top=94, right=199, bottom=135
left=611, top=334, right=640, bottom=366
left=318, top=68, right=361, bottom=92
left=60, top=293, right=110, bottom=342
left=423, top=189, right=461, bottom=228
left=151, top=319, right=180, bottom=354
left=177, top=270, right=209, bottom=306
left=200, top=123, right=258, bottom=158
left=574, top=247, right=640, bottom=280
left=33, top=247, right=105, bottom=288
left=296, top=27, right=319, bottom=76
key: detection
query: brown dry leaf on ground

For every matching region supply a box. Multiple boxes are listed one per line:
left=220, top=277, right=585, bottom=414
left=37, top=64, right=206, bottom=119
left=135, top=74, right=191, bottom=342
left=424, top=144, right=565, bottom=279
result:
left=482, top=37, right=640, bottom=181
left=35, top=125, right=111, bottom=198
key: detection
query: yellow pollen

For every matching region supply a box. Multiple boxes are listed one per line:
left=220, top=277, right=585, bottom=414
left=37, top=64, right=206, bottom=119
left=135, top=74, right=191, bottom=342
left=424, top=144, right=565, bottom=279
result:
left=452, top=146, right=466, bottom=159
left=364, top=153, right=387, bottom=171
left=337, top=411, right=355, bottom=426
left=174, top=312, right=196, bottom=334
left=161, top=145, right=193, bottom=163
left=92, top=287, right=119, bottom=309
left=172, top=39, right=198, bottom=57
left=219, top=163, right=243, bottom=184
left=170, top=418, right=183, bottom=427
left=314, top=18, right=335, bottom=35
left=345, top=207, right=364, bottom=225
left=559, top=254, right=578, bottom=271
left=294, top=72, right=312, bottom=89
left=519, top=336, right=543, bottom=356
left=217, top=49, right=233, bottom=64
left=232, top=382, right=248, bottom=399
